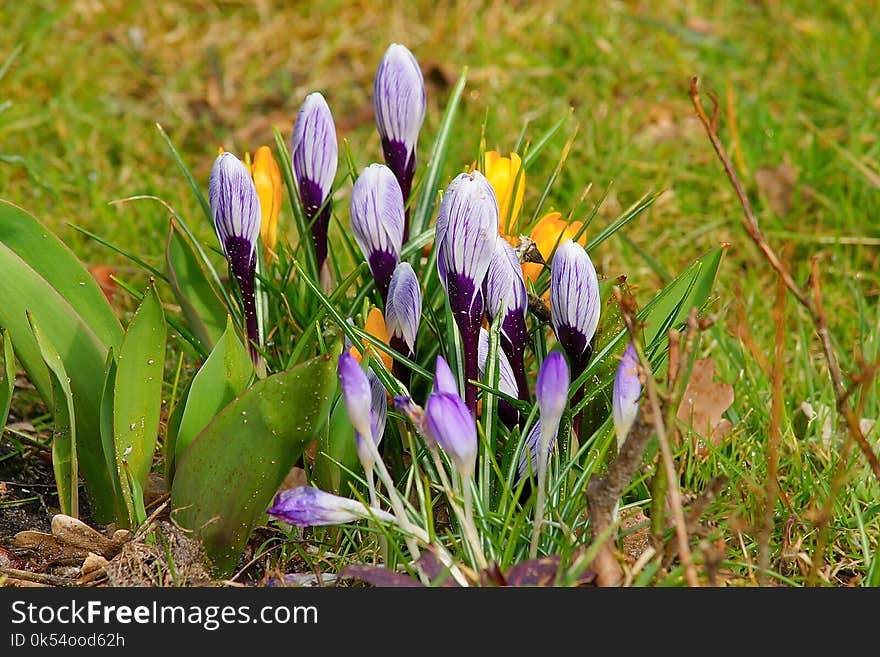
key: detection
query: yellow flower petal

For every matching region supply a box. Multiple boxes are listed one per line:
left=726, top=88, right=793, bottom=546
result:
left=522, top=211, right=587, bottom=283
left=251, top=146, right=283, bottom=261
left=482, top=150, right=525, bottom=236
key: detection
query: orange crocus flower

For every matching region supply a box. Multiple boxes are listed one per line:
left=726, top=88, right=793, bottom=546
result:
left=349, top=307, right=394, bottom=371
left=522, top=211, right=587, bottom=283
left=251, top=146, right=283, bottom=263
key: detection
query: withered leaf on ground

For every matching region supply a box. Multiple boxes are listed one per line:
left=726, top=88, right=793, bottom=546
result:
left=676, top=357, right=735, bottom=457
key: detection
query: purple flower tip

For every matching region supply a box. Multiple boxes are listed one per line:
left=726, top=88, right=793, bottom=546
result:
left=433, top=355, right=459, bottom=396
left=612, top=341, right=641, bottom=448
left=425, top=391, right=477, bottom=478
left=536, top=351, right=570, bottom=431
left=268, top=486, right=395, bottom=527
left=337, top=352, right=373, bottom=440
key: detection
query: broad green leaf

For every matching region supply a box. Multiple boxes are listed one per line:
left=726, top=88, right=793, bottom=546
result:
left=0, top=329, right=15, bottom=429
left=99, top=348, right=125, bottom=522
left=113, top=282, right=167, bottom=527
left=29, top=315, right=78, bottom=518
left=0, top=241, right=115, bottom=521
left=166, top=219, right=228, bottom=352
left=312, top=394, right=359, bottom=497
left=409, top=67, right=468, bottom=238
left=173, top=315, right=252, bottom=475
left=641, top=245, right=725, bottom=349
left=0, top=200, right=122, bottom=350
left=171, top=346, right=340, bottom=576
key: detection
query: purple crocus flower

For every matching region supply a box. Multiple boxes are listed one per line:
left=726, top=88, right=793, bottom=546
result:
left=209, top=151, right=262, bottom=364
left=425, top=391, right=478, bottom=480
left=373, top=43, right=426, bottom=241
left=337, top=351, right=373, bottom=442
left=385, top=261, right=421, bottom=369
left=612, top=341, right=641, bottom=449
left=268, top=486, right=396, bottom=527
left=355, top=369, right=388, bottom=469
left=550, top=240, right=601, bottom=372
left=484, top=237, right=530, bottom=401
left=350, top=164, right=405, bottom=302
left=435, top=170, right=499, bottom=416
left=291, top=92, right=338, bottom=273
left=477, top=328, right=519, bottom=428
left=433, top=354, right=459, bottom=396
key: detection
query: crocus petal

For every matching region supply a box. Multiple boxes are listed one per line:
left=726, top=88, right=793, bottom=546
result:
left=550, top=240, right=600, bottom=364
left=251, top=145, right=283, bottom=256
left=373, top=44, right=425, bottom=187
left=536, top=351, right=569, bottom=434
left=612, top=341, right=641, bottom=448
left=433, top=355, right=459, bottom=396
left=484, top=236, right=528, bottom=347
left=435, top=171, right=499, bottom=298
left=209, top=151, right=262, bottom=263
left=425, top=392, right=477, bottom=479
left=477, top=328, right=518, bottom=400
left=268, top=486, right=396, bottom=527
left=517, top=419, right=556, bottom=483
left=350, top=163, right=404, bottom=297
left=337, top=352, right=373, bottom=440
left=291, top=92, right=338, bottom=207
left=385, top=262, right=422, bottom=353
left=482, top=151, right=525, bottom=235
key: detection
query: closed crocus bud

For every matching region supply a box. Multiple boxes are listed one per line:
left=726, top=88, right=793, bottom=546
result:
left=385, top=261, right=421, bottom=358
left=350, top=163, right=405, bottom=302
left=550, top=239, right=600, bottom=373
left=435, top=170, right=499, bottom=415
left=425, top=391, right=478, bottom=481
left=484, top=237, right=530, bottom=400
left=373, top=42, right=425, bottom=239
left=536, top=351, right=569, bottom=438
left=209, top=151, right=262, bottom=363
left=268, top=485, right=396, bottom=527
left=612, top=341, right=641, bottom=449
left=433, top=354, right=459, bottom=396
left=291, top=92, right=338, bottom=273
left=337, top=351, right=373, bottom=441
left=251, top=146, right=283, bottom=262
left=355, top=369, right=388, bottom=470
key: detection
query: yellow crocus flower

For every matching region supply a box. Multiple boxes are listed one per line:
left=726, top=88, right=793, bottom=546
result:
left=250, top=146, right=283, bottom=262
left=477, top=151, right=526, bottom=236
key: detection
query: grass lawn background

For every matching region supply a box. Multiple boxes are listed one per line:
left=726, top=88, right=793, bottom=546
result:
left=1, top=1, right=877, bottom=585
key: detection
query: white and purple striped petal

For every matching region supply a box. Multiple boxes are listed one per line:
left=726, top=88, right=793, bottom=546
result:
left=517, top=420, right=549, bottom=483
left=373, top=43, right=425, bottom=211
left=385, top=262, right=422, bottom=354
left=477, top=328, right=519, bottom=401
left=268, top=485, right=396, bottom=527
left=612, top=341, right=641, bottom=449
left=209, top=151, right=262, bottom=264
left=536, top=350, right=569, bottom=451
left=550, top=239, right=600, bottom=368
left=350, top=163, right=405, bottom=300
left=425, top=391, right=477, bottom=480
left=291, top=92, right=338, bottom=269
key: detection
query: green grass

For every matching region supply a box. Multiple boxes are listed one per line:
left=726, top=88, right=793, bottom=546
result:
left=1, top=1, right=877, bottom=586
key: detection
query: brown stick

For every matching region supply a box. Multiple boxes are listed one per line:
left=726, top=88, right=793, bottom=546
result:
left=689, top=76, right=880, bottom=482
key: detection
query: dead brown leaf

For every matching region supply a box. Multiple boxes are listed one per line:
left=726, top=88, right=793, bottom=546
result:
left=676, top=357, right=735, bottom=457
